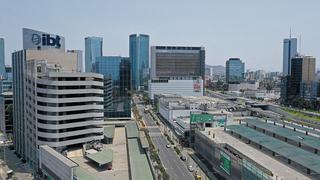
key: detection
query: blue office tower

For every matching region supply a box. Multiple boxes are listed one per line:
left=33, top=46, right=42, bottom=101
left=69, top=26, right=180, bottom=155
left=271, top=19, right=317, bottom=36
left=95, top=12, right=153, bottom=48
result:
left=94, top=56, right=131, bottom=119
left=226, top=58, right=245, bottom=84
left=85, top=37, right=103, bottom=72
left=0, top=38, right=5, bottom=76
left=129, top=34, right=149, bottom=91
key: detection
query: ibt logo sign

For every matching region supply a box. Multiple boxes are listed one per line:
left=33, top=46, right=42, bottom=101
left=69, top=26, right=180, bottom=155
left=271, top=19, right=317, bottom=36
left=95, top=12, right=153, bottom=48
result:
left=31, top=33, right=61, bottom=48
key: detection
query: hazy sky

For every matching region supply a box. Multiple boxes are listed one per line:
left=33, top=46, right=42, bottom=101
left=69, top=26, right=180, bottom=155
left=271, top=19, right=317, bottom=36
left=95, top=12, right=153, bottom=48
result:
left=1, top=0, right=320, bottom=71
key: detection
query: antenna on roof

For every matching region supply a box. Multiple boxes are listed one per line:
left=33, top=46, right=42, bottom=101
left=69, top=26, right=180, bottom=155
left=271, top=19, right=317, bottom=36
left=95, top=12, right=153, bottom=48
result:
left=299, top=34, right=302, bottom=53
left=289, top=28, right=292, bottom=39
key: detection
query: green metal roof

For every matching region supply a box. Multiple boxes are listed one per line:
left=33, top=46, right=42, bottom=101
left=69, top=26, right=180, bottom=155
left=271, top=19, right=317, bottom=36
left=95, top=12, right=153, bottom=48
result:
left=267, top=118, right=320, bottom=136
left=227, top=125, right=320, bottom=174
left=74, top=167, right=96, bottom=180
left=245, top=118, right=320, bottom=150
left=104, top=125, right=115, bottom=138
left=139, top=131, right=149, bottom=149
left=86, top=149, right=113, bottom=166
left=127, top=138, right=154, bottom=180
left=126, top=122, right=139, bottom=138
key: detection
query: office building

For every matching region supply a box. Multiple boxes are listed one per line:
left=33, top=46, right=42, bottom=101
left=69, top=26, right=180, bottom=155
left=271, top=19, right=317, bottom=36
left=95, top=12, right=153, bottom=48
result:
left=129, top=34, right=149, bottom=90
left=149, top=46, right=205, bottom=99
left=85, top=37, right=103, bottom=72
left=283, top=38, right=298, bottom=76
left=13, top=28, right=104, bottom=171
left=0, top=38, right=4, bottom=76
left=0, top=92, right=13, bottom=136
left=289, top=56, right=316, bottom=99
left=0, top=38, right=5, bottom=76
left=94, top=56, right=131, bottom=119
left=0, top=67, right=12, bottom=93
left=226, top=58, right=245, bottom=84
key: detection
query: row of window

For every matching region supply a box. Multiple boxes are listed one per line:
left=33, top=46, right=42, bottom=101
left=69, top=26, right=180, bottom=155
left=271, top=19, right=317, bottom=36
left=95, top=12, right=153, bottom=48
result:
left=37, top=101, right=103, bottom=107
left=37, top=109, right=103, bottom=116
left=38, top=133, right=103, bottom=142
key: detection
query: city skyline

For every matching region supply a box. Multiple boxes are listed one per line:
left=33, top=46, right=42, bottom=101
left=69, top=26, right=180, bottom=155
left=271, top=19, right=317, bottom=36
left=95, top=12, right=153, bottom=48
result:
left=1, top=0, right=320, bottom=71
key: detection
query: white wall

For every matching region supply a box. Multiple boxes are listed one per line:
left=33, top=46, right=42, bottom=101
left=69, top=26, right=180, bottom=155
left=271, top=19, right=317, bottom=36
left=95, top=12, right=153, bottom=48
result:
left=149, top=79, right=203, bottom=99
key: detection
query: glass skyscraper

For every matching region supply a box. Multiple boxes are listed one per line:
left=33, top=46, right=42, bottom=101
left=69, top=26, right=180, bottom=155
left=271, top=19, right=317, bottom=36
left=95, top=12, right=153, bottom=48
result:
left=282, top=38, right=298, bottom=76
left=226, top=58, right=245, bottom=84
left=0, top=38, right=5, bottom=76
left=94, top=56, right=131, bottom=119
left=129, top=34, right=149, bottom=90
left=85, top=37, right=103, bottom=72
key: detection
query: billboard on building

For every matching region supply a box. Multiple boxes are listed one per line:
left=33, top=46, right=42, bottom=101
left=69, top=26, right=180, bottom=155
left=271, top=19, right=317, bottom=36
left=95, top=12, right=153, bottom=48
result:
left=193, top=79, right=201, bottom=92
left=220, top=150, right=231, bottom=175
left=190, top=113, right=213, bottom=123
left=23, top=28, right=65, bottom=51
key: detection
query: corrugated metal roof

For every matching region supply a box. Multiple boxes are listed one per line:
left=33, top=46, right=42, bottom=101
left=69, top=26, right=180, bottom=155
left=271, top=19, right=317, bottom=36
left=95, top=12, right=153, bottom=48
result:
left=126, top=122, right=139, bottom=138
left=127, top=138, right=154, bottom=180
left=227, top=125, right=320, bottom=174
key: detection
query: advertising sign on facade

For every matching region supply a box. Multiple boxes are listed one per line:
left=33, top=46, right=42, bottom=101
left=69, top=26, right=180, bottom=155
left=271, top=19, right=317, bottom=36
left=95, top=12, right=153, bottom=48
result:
left=23, top=28, right=65, bottom=51
left=190, top=113, right=213, bottom=123
left=193, top=79, right=201, bottom=92
left=220, top=150, right=231, bottom=175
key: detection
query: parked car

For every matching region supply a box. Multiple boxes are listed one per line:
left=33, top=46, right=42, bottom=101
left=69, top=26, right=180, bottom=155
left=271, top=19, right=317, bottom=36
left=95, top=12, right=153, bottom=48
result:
left=166, top=144, right=171, bottom=148
left=180, top=155, right=186, bottom=161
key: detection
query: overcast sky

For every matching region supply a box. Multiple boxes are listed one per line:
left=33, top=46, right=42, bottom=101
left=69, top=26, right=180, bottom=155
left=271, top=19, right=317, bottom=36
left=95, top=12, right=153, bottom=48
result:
left=1, top=0, right=320, bottom=71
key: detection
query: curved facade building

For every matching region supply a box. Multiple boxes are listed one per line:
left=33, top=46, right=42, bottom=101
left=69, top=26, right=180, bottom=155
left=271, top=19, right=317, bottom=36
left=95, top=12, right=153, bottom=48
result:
left=22, top=59, right=104, bottom=170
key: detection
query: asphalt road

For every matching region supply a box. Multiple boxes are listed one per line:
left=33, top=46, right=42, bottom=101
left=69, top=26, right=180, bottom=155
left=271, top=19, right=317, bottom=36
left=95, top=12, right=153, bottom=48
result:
left=134, top=98, right=193, bottom=180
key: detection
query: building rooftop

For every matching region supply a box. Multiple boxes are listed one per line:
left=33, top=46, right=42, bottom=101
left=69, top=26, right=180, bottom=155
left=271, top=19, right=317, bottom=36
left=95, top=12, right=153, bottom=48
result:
left=104, top=125, right=115, bottom=139
left=74, top=166, right=96, bottom=180
left=127, top=138, right=154, bottom=180
left=126, top=122, right=139, bottom=138
left=86, top=149, right=113, bottom=167
left=139, top=131, right=149, bottom=149
left=202, top=127, right=309, bottom=179
left=227, top=125, right=320, bottom=175
left=40, top=145, right=78, bottom=168
left=244, top=118, right=320, bottom=150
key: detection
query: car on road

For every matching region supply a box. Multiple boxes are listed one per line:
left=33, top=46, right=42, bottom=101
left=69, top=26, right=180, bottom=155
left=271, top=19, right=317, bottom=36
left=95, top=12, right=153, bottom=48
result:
left=166, top=144, right=171, bottom=148
left=180, top=155, right=186, bottom=161
left=188, top=165, right=194, bottom=172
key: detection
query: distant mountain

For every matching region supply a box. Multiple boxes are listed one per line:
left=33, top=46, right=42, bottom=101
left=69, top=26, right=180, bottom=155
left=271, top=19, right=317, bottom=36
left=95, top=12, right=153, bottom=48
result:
left=206, top=65, right=225, bottom=76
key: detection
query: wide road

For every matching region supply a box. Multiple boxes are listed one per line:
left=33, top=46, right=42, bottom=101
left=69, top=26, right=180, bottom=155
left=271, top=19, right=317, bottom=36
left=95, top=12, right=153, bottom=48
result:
left=134, top=97, right=193, bottom=180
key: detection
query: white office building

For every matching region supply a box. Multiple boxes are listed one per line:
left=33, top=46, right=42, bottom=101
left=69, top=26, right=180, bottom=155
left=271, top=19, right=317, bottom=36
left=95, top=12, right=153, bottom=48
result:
left=13, top=28, right=104, bottom=171
left=148, top=46, right=205, bottom=99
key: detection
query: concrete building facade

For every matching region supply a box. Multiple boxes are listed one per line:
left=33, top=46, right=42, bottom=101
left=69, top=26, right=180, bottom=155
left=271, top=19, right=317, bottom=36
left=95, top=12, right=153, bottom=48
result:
left=149, top=46, right=205, bottom=99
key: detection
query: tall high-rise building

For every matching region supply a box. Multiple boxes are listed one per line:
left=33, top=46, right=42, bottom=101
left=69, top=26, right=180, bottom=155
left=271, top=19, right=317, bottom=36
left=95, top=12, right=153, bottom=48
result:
left=13, top=29, right=104, bottom=171
left=129, top=34, right=149, bottom=90
left=85, top=37, right=103, bottom=72
left=0, top=38, right=5, bottom=76
left=93, top=56, right=131, bottom=119
left=148, top=46, right=205, bottom=99
left=289, top=56, right=316, bottom=99
left=282, top=38, right=298, bottom=76
left=226, top=58, right=245, bottom=84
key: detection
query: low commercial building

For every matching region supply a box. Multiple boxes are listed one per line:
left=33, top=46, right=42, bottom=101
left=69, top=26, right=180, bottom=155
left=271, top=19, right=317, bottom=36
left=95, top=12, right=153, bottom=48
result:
left=148, top=79, right=203, bottom=100
left=228, top=81, right=259, bottom=91
left=194, top=126, right=310, bottom=180
left=39, top=145, right=79, bottom=180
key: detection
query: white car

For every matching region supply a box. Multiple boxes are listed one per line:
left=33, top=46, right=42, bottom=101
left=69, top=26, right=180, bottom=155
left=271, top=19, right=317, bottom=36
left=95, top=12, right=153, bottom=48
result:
left=188, top=165, right=194, bottom=172
left=166, top=144, right=171, bottom=148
